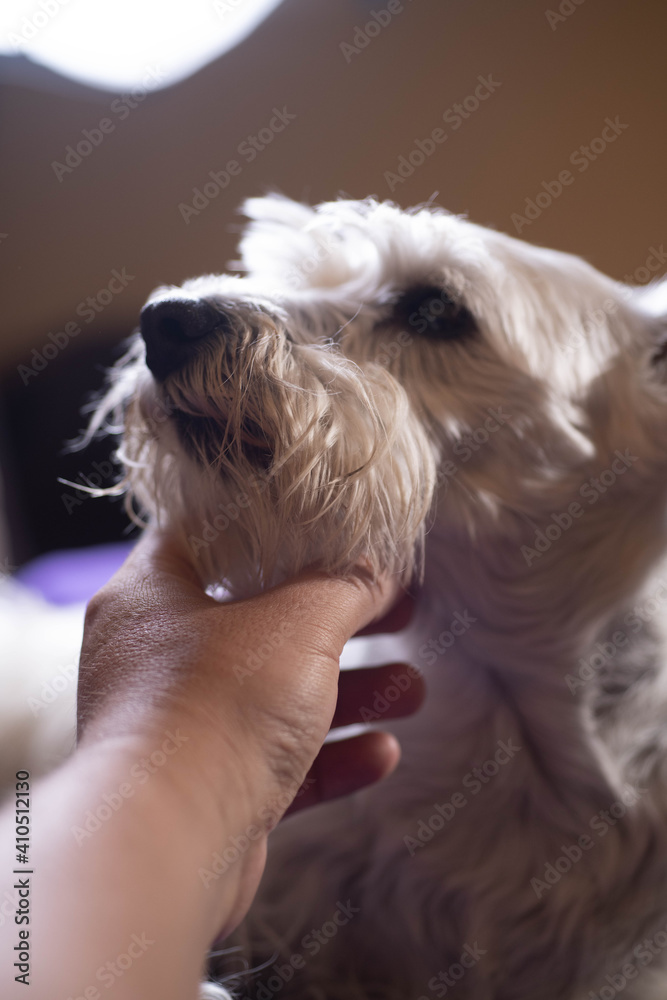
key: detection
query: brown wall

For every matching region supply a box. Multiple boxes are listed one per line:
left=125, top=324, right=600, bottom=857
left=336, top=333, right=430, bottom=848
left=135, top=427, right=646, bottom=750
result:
left=1, top=0, right=666, bottom=373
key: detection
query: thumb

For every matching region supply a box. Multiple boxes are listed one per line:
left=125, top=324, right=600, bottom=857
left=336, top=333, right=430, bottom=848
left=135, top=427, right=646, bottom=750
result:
left=239, top=567, right=405, bottom=663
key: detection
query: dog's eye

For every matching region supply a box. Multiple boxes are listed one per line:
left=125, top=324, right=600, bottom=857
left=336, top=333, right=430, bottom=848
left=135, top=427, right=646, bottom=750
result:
left=391, top=284, right=476, bottom=341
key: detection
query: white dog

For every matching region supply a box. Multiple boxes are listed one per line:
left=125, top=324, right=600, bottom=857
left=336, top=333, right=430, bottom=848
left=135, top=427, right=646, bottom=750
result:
left=89, top=195, right=667, bottom=1000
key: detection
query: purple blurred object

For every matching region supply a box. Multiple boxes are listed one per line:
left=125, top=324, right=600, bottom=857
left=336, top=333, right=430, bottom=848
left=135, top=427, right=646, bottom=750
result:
left=17, top=542, right=136, bottom=605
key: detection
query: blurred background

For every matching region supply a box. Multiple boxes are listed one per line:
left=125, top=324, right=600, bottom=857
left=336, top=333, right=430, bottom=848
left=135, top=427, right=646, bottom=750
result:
left=0, top=0, right=665, bottom=580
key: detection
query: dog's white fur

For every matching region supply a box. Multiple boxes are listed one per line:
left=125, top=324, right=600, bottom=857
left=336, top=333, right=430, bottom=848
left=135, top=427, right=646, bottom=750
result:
left=92, top=196, right=667, bottom=999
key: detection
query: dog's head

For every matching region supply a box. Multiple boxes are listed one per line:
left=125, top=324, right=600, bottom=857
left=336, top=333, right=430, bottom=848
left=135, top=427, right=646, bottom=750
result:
left=92, top=196, right=667, bottom=595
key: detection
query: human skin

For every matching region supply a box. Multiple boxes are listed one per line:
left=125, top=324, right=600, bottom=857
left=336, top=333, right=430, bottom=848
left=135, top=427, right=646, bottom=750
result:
left=0, top=530, right=423, bottom=998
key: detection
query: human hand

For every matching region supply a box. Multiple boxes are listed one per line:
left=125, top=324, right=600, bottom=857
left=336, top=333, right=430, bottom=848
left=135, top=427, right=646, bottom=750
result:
left=77, top=529, right=424, bottom=937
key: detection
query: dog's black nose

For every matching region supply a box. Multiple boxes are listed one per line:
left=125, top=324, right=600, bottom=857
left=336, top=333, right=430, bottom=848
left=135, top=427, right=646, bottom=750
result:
left=140, top=298, right=221, bottom=380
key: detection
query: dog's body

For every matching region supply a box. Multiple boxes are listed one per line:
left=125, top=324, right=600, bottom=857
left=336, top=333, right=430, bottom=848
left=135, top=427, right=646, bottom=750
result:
left=92, top=197, right=667, bottom=999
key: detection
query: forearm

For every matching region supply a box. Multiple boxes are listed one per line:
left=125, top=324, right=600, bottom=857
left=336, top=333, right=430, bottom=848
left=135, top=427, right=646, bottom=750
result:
left=0, top=733, right=259, bottom=999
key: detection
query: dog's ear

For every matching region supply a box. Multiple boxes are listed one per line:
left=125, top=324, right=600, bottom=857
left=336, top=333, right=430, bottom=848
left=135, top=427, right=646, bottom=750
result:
left=238, top=195, right=320, bottom=286
left=634, top=276, right=667, bottom=322
left=242, top=193, right=316, bottom=230
left=238, top=194, right=360, bottom=292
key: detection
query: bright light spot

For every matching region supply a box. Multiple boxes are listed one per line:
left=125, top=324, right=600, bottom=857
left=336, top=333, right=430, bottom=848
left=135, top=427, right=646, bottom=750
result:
left=0, top=0, right=285, bottom=92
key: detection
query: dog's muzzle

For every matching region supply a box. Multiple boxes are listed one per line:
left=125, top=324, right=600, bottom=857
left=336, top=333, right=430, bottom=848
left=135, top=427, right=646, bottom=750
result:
left=140, top=298, right=226, bottom=380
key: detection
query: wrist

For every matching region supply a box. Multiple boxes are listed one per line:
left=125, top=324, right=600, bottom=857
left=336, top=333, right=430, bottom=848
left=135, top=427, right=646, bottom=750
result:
left=79, top=678, right=315, bottom=840
left=79, top=713, right=259, bottom=838
left=75, top=727, right=267, bottom=937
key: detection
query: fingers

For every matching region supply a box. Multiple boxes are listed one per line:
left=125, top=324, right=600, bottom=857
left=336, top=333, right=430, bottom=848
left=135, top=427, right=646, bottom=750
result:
left=285, top=731, right=400, bottom=815
left=284, top=664, right=425, bottom=816
left=332, top=663, right=425, bottom=728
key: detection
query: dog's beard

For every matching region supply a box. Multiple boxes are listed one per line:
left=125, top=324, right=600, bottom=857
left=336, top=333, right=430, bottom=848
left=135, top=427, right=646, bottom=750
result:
left=113, top=311, right=436, bottom=596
